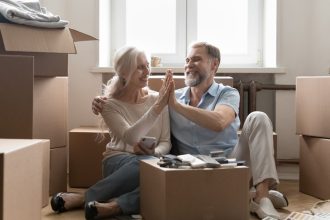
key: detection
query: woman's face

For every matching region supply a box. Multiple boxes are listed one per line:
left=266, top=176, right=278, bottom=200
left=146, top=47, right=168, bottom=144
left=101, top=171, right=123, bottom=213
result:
left=129, top=53, right=150, bottom=89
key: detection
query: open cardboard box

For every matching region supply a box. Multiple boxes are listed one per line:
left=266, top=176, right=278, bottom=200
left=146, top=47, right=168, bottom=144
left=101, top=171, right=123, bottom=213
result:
left=0, top=23, right=97, bottom=76
left=0, top=23, right=96, bottom=147
left=140, top=159, right=250, bottom=220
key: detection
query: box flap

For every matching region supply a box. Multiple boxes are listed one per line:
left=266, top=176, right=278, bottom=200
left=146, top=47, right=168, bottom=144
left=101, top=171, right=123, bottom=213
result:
left=69, top=29, right=98, bottom=42
left=0, top=23, right=76, bottom=53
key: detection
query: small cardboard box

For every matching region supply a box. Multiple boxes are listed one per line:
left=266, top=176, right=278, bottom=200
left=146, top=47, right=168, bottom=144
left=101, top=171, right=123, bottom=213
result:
left=296, top=76, right=330, bottom=138
left=299, top=135, right=330, bottom=200
left=148, top=76, right=233, bottom=91
left=69, top=127, right=110, bottom=188
left=140, top=159, right=250, bottom=220
left=49, top=146, right=67, bottom=195
left=0, top=23, right=96, bottom=77
left=0, top=139, right=49, bottom=220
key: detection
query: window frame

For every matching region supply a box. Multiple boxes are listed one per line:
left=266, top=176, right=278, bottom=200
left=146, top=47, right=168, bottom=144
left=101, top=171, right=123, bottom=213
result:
left=99, top=0, right=269, bottom=68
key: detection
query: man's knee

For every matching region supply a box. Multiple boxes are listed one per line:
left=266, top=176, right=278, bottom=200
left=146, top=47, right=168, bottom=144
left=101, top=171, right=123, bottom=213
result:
left=245, top=111, right=272, bottom=128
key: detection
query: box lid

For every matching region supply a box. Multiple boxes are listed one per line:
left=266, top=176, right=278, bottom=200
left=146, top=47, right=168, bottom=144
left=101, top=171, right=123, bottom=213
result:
left=0, top=23, right=97, bottom=54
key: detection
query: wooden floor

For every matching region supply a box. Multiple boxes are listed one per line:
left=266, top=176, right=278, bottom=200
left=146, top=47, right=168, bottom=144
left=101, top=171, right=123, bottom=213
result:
left=42, top=164, right=322, bottom=220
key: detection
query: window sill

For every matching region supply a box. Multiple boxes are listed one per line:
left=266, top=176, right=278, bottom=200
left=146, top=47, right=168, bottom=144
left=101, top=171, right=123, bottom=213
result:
left=90, top=66, right=286, bottom=74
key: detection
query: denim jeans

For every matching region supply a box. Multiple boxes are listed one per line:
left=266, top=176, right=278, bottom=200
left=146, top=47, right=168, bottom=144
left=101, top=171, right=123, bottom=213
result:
left=85, top=153, right=155, bottom=214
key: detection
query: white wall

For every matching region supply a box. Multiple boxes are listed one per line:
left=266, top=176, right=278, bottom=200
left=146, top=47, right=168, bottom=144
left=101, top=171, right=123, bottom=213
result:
left=41, top=0, right=330, bottom=159
left=276, top=0, right=330, bottom=159
left=41, top=0, right=102, bottom=130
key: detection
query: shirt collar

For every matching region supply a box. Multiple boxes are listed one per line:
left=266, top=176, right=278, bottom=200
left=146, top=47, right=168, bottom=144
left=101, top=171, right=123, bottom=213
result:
left=178, top=81, right=218, bottom=103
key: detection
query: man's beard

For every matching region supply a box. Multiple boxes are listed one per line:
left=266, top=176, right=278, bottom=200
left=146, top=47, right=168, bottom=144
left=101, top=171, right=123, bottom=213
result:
left=185, top=72, right=206, bottom=87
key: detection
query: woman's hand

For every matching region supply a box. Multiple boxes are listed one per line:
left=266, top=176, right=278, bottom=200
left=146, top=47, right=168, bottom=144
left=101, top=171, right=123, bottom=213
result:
left=133, top=142, right=155, bottom=155
left=153, top=69, right=174, bottom=114
left=92, top=96, right=107, bottom=115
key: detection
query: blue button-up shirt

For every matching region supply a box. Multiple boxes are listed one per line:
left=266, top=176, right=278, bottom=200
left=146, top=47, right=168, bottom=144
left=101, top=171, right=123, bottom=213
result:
left=169, top=81, right=240, bottom=156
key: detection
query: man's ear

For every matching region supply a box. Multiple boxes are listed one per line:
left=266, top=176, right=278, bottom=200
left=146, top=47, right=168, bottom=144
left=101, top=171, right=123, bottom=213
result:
left=212, top=58, right=220, bottom=73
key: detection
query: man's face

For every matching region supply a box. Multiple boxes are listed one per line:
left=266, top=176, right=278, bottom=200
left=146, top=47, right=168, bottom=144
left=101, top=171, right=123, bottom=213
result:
left=184, top=46, right=215, bottom=87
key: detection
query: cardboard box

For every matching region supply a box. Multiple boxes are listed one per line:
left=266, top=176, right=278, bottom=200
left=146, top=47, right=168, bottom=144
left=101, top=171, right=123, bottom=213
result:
left=49, top=146, right=67, bottom=195
left=0, top=23, right=96, bottom=77
left=0, top=71, right=68, bottom=149
left=0, top=139, right=49, bottom=220
left=148, top=76, right=233, bottom=91
left=140, top=159, right=250, bottom=220
left=42, top=140, right=50, bottom=207
left=296, top=76, right=330, bottom=138
left=69, top=127, right=110, bottom=188
left=299, top=136, right=330, bottom=200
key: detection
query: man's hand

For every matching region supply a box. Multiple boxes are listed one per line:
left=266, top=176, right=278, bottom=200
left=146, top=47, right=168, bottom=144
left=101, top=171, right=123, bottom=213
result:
left=168, top=74, right=178, bottom=108
left=92, top=96, right=107, bottom=115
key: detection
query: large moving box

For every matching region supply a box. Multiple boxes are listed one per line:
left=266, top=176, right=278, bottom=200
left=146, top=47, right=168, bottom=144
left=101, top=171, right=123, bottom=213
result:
left=299, top=136, right=330, bottom=200
left=0, top=139, right=49, bottom=220
left=296, top=76, right=330, bottom=138
left=69, top=127, right=110, bottom=188
left=140, top=159, right=250, bottom=220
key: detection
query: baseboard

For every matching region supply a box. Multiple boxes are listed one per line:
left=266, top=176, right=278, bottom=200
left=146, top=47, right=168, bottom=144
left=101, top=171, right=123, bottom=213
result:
left=277, top=159, right=299, bottom=164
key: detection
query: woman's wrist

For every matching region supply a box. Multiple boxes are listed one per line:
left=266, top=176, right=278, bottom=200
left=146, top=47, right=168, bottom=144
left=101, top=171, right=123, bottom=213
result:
left=152, top=102, right=163, bottom=115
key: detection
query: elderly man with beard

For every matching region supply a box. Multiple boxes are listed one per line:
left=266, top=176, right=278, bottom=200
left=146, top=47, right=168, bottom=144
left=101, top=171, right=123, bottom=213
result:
left=92, top=42, right=288, bottom=219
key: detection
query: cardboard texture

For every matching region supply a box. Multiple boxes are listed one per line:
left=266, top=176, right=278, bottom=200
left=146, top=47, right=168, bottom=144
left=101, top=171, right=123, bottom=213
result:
left=0, top=23, right=96, bottom=76
left=0, top=139, right=49, bottom=220
left=49, top=146, right=67, bottom=195
left=299, top=136, right=330, bottom=200
left=69, top=127, right=110, bottom=188
left=140, top=159, right=250, bottom=220
left=148, top=76, right=233, bottom=91
left=42, top=141, right=50, bottom=207
left=33, top=77, right=68, bottom=148
left=0, top=55, right=34, bottom=138
left=0, top=74, right=68, bottom=149
left=296, top=76, right=330, bottom=138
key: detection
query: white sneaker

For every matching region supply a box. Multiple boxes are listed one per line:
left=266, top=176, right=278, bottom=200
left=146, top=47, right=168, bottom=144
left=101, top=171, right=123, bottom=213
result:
left=250, top=197, right=281, bottom=219
left=268, top=190, right=289, bottom=208
left=250, top=188, right=289, bottom=209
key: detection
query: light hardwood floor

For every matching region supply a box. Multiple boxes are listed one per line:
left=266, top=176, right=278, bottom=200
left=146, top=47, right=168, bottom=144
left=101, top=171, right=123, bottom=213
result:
left=42, top=164, right=322, bottom=220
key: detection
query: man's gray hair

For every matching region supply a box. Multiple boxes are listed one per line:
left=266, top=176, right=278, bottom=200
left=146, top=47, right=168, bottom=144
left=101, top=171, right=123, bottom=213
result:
left=190, top=42, right=221, bottom=63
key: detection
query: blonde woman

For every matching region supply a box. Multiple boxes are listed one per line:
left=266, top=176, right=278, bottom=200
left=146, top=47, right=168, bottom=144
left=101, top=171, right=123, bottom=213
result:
left=51, top=46, right=172, bottom=219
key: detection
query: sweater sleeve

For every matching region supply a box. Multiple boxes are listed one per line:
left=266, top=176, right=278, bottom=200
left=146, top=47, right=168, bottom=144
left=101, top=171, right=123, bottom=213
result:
left=101, top=99, right=160, bottom=146
left=154, top=106, right=171, bottom=157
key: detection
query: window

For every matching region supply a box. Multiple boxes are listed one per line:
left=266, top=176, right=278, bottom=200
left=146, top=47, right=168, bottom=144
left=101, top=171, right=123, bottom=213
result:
left=99, top=0, right=276, bottom=67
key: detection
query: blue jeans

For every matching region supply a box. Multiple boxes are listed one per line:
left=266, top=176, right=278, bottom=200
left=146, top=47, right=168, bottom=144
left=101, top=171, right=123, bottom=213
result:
left=85, top=153, right=154, bottom=214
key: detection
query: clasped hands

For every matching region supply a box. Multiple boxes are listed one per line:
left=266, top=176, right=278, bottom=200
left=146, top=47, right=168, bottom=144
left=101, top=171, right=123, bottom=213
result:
left=152, top=69, right=177, bottom=114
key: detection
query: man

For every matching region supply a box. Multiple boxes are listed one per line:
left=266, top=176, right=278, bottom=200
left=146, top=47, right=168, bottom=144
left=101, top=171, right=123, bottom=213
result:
left=92, top=42, right=287, bottom=219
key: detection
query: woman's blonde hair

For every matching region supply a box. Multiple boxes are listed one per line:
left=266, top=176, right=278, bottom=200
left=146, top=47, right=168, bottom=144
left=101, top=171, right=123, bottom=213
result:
left=98, top=46, right=146, bottom=142
left=103, top=46, right=145, bottom=98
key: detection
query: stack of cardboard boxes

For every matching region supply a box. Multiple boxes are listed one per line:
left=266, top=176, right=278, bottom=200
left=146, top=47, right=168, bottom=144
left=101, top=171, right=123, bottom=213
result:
left=0, top=23, right=95, bottom=206
left=296, top=76, right=330, bottom=199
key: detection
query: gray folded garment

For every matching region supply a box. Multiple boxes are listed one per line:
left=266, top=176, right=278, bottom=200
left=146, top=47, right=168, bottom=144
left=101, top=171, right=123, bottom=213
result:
left=0, top=0, right=68, bottom=28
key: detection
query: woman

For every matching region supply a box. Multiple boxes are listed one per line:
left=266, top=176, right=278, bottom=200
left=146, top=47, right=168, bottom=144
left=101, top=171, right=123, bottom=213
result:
left=51, top=46, right=172, bottom=219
